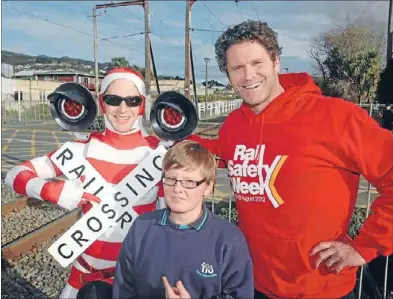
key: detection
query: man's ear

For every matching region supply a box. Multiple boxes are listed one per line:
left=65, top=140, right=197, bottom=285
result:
left=274, top=56, right=280, bottom=73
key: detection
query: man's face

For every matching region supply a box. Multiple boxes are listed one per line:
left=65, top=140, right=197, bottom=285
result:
left=163, top=167, right=213, bottom=214
left=104, top=78, right=141, bottom=133
left=226, top=40, right=281, bottom=114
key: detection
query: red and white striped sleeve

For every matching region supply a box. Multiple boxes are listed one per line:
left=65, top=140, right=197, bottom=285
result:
left=4, top=143, right=86, bottom=210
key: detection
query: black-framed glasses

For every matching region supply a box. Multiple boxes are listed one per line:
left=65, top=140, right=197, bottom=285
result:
left=162, top=175, right=205, bottom=189
left=102, top=94, right=142, bottom=107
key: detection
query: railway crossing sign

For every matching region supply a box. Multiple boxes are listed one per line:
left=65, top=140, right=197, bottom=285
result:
left=47, top=141, right=167, bottom=268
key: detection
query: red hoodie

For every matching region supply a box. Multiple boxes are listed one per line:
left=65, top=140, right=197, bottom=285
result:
left=190, top=73, right=393, bottom=298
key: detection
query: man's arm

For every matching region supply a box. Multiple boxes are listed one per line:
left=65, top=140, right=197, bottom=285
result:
left=113, top=221, right=138, bottom=299
left=221, top=234, right=254, bottom=299
left=340, top=106, right=393, bottom=262
left=187, top=134, right=222, bottom=157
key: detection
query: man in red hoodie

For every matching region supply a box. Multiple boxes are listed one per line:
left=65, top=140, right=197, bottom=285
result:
left=190, top=20, right=393, bottom=299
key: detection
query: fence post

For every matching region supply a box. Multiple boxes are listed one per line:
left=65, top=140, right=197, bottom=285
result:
left=18, top=90, right=22, bottom=122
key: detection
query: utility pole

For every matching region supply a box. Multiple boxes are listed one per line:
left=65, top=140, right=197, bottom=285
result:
left=184, top=0, right=191, bottom=99
left=94, top=0, right=147, bottom=116
left=387, top=0, right=393, bottom=65
left=144, top=0, right=151, bottom=123
left=93, top=6, right=100, bottom=116
left=204, top=57, right=210, bottom=116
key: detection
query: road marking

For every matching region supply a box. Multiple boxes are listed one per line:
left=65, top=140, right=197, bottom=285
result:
left=52, top=131, right=61, bottom=148
left=2, top=129, right=19, bottom=153
left=3, top=149, right=49, bottom=155
left=31, top=130, right=36, bottom=157
left=5, top=138, right=58, bottom=145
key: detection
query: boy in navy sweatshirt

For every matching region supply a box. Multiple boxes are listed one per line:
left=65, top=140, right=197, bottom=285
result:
left=113, top=140, right=254, bottom=299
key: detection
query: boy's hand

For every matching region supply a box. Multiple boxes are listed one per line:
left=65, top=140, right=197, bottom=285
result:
left=162, top=276, right=191, bottom=299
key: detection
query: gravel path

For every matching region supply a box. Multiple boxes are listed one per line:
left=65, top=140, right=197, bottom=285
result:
left=2, top=236, right=71, bottom=299
left=2, top=201, right=67, bottom=245
left=1, top=181, right=24, bottom=204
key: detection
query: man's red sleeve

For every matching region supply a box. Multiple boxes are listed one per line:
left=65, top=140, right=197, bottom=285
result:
left=340, top=106, right=393, bottom=262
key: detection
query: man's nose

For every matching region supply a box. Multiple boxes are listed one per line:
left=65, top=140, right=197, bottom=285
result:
left=117, top=100, right=128, bottom=113
left=244, top=65, right=256, bottom=81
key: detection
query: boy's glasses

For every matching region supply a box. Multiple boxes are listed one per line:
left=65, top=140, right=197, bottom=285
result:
left=162, top=175, right=205, bottom=189
left=102, top=94, right=142, bottom=107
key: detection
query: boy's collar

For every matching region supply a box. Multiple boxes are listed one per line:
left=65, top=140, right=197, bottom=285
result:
left=159, top=204, right=209, bottom=231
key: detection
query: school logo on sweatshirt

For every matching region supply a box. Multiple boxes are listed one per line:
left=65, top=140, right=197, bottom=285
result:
left=196, top=262, right=217, bottom=278
left=228, top=144, right=287, bottom=208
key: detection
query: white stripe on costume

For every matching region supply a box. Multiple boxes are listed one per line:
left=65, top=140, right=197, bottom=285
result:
left=4, top=165, right=31, bottom=190
left=86, top=138, right=154, bottom=164
left=59, top=283, right=79, bottom=299
left=25, top=177, right=45, bottom=200
left=100, top=73, right=146, bottom=96
left=31, top=156, right=57, bottom=179
left=57, top=180, right=83, bottom=210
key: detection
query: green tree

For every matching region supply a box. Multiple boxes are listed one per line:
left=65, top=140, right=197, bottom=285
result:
left=110, top=57, right=130, bottom=68
left=309, top=23, right=383, bottom=103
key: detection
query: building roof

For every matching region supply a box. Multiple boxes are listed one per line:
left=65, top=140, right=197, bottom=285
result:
left=13, top=69, right=104, bottom=78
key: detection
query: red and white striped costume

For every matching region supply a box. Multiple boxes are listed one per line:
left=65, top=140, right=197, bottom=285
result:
left=4, top=68, right=166, bottom=298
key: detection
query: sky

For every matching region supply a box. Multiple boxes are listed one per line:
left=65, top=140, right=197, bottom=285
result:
left=1, top=0, right=390, bottom=84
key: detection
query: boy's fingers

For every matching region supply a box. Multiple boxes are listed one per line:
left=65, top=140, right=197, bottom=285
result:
left=176, top=281, right=189, bottom=298
left=173, top=287, right=180, bottom=296
left=162, top=276, right=174, bottom=296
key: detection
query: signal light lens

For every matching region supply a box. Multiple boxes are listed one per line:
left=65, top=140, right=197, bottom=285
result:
left=163, top=107, right=184, bottom=126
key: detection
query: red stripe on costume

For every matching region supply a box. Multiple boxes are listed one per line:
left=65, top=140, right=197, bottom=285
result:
left=144, top=136, right=160, bottom=149
left=157, top=183, right=164, bottom=197
left=94, top=130, right=151, bottom=150
left=84, top=239, right=122, bottom=261
left=133, top=201, right=156, bottom=213
left=47, top=150, right=67, bottom=177
left=22, top=161, right=37, bottom=175
left=13, top=170, right=37, bottom=195
left=86, top=158, right=137, bottom=184
left=40, top=180, right=65, bottom=204
left=67, top=266, right=113, bottom=290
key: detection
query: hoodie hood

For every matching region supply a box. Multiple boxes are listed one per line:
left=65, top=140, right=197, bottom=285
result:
left=240, top=72, right=322, bottom=123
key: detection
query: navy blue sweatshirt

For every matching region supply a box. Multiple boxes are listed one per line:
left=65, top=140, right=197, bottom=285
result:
left=113, top=206, right=254, bottom=299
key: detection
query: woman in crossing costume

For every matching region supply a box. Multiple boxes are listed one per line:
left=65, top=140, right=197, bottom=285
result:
left=4, top=67, right=166, bottom=298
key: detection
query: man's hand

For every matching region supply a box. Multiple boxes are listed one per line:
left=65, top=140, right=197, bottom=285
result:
left=310, top=241, right=367, bottom=274
left=162, top=276, right=191, bottom=299
left=77, top=175, right=101, bottom=207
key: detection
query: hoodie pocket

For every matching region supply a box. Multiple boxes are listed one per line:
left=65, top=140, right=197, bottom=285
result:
left=248, top=234, right=310, bottom=283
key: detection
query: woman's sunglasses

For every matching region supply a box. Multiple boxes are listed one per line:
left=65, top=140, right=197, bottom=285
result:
left=102, top=94, right=143, bottom=107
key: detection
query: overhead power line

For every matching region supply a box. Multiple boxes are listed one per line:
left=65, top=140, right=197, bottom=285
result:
left=234, top=0, right=245, bottom=22
left=102, top=32, right=144, bottom=41
left=199, top=0, right=227, bottom=29
left=152, top=11, right=168, bottom=28
left=249, top=0, right=260, bottom=21
left=351, top=0, right=378, bottom=25
left=191, top=28, right=224, bottom=33
left=3, top=4, right=144, bottom=55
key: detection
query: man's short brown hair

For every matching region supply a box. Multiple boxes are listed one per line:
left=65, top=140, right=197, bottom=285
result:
left=162, top=140, right=216, bottom=183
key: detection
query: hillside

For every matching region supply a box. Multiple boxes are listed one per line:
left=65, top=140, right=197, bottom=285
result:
left=1, top=50, right=183, bottom=80
left=2, top=50, right=111, bottom=71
